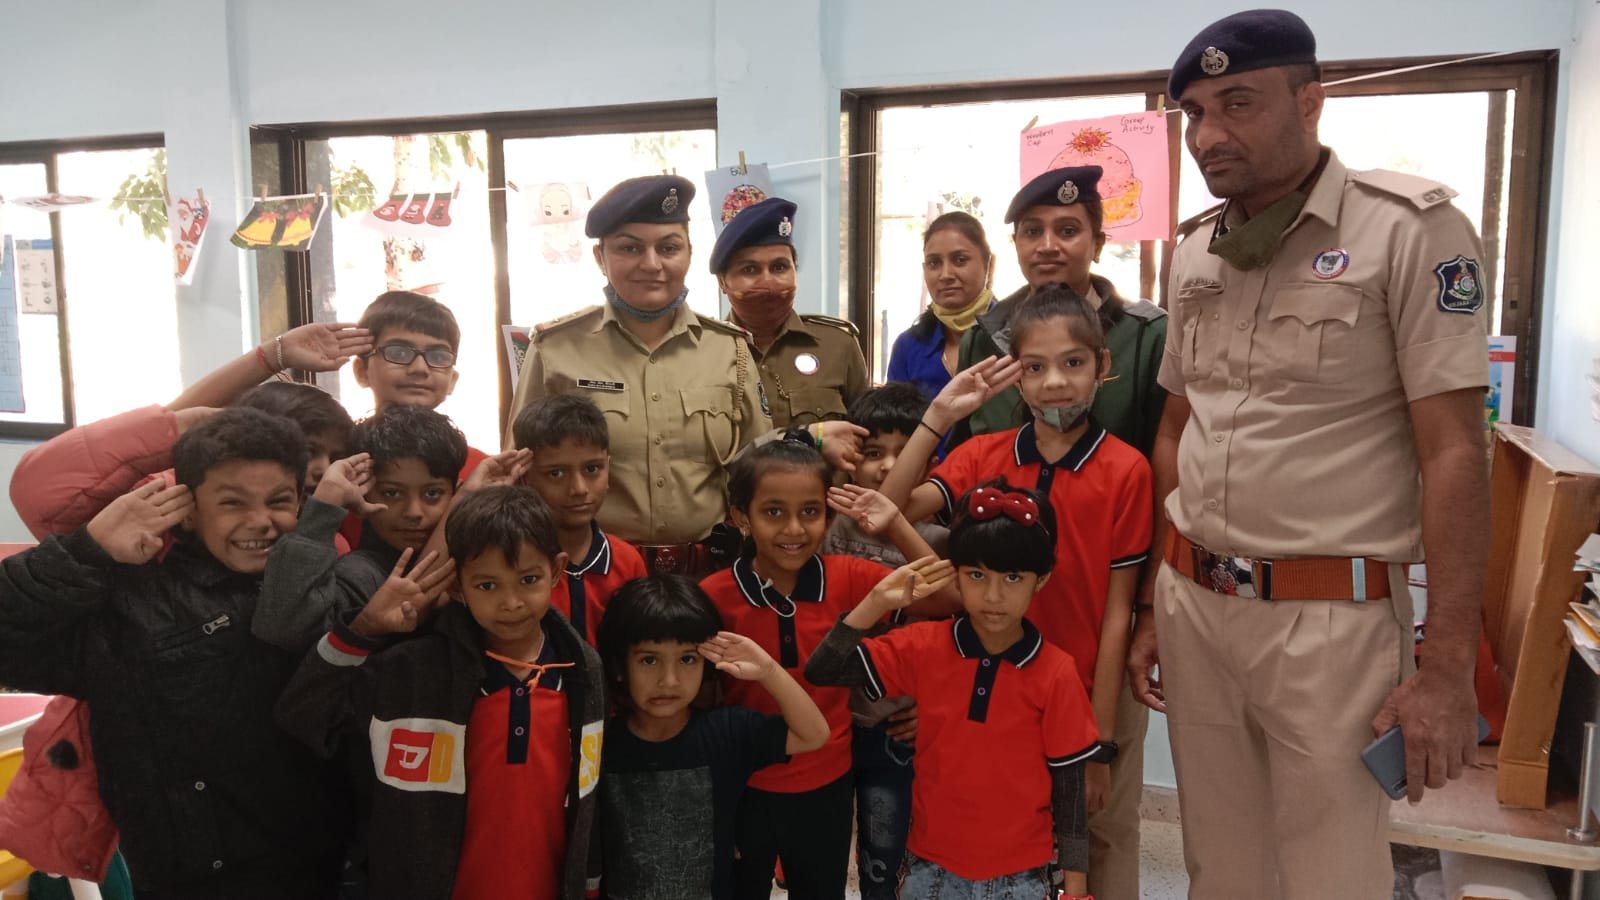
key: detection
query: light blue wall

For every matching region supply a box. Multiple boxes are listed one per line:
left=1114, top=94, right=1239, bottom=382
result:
left=1, top=0, right=1592, bottom=789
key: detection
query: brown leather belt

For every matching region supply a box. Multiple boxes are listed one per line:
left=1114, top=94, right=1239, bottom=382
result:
left=1164, top=530, right=1391, bottom=602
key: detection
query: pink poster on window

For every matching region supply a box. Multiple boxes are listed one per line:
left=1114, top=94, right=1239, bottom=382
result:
left=1020, top=112, right=1171, bottom=241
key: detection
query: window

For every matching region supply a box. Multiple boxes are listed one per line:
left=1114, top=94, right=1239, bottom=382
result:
left=0, top=138, right=172, bottom=438
left=255, top=102, right=717, bottom=450
left=845, top=53, right=1555, bottom=421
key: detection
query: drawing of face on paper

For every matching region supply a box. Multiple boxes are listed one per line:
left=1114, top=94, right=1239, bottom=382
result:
left=703, top=163, right=774, bottom=236
left=1049, top=128, right=1141, bottom=228
left=529, top=182, right=589, bottom=225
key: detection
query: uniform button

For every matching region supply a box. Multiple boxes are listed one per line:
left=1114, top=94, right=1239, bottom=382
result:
left=1211, top=313, right=1220, bottom=321
left=1237, top=320, right=1249, bottom=330
left=977, top=687, right=987, bottom=696
left=981, top=659, right=992, bottom=667
left=516, top=688, right=526, bottom=697
left=649, top=359, right=657, bottom=366
left=1206, top=499, right=1219, bottom=510
left=514, top=726, right=526, bottom=736
left=1213, top=433, right=1224, bottom=443
left=651, top=392, right=661, bottom=401
left=656, top=477, right=665, bottom=487
left=1229, top=378, right=1243, bottom=389
left=654, top=435, right=663, bottom=445
left=212, top=860, right=223, bottom=870
left=194, top=781, right=205, bottom=791
left=783, top=635, right=794, bottom=643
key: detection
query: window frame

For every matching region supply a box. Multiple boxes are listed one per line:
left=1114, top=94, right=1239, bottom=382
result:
left=0, top=133, right=166, bottom=440
left=843, top=51, right=1557, bottom=424
left=250, top=99, right=718, bottom=437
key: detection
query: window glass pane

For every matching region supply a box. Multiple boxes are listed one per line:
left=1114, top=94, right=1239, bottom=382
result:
left=0, top=162, right=62, bottom=426
left=872, top=94, right=1144, bottom=382
left=56, top=147, right=179, bottom=425
left=503, top=129, right=719, bottom=328
left=303, top=132, right=498, bottom=451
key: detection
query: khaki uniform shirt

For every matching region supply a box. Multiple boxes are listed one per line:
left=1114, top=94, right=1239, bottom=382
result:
left=508, top=301, right=771, bottom=544
left=742, top=311, right=871, bottom=428
left=1158, top=152, right=1489, bottom=562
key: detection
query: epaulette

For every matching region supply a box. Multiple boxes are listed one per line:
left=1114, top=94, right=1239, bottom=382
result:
left=1174, top=203, right=1224, bottom=242
left=1349, top=169, right=1457, bottom=210
left=697, top=314, right=752, bottom=339
left=799, top=313, right=860, bottom=338
left=1121, top=297, right=1167, bottom=322
left=531, top=306, right=601, bottom=340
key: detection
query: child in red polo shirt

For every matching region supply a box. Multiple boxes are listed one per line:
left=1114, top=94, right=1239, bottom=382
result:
left=512, top=393, right=647, bottom=645
left=879, top=284, right=1152, bottom=821
left=699, top=436, right=955, bottom=900
left=807, top=482, right=1102, bottom=899
left=276, top=485, right=605, bottom=900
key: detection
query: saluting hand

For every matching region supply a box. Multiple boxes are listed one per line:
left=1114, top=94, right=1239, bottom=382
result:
left=818, top=421, right=868, bottom=474
left=827, top=484, right=903, bottom=536
left=270, top=322, right=375, bottom=374
left=927, top=355, right=1023, bottom=431
left=312, top=452, right=386, bottom=517
left=86, top=480, right=194, bottom=565
left=461, top=448, right=533, bottom=492
left=697, top=631, right=781, bottom=681
left=866, top=555, right=956, bottom=615
left=350, top=548, right=456, bottom=638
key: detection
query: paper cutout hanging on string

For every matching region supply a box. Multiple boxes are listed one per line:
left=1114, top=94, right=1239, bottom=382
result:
left=503, top=324, right=531, bottom=390
left=522, top=182, right=590, bottom=264
left=167, top=191, right=211, bottom=286
left=1020, top=112, right=1171, bottom=241
left=364, top=185, right=459, bottom=240
left=0, top=237, right=25, bottom=413
left=9, top=194, right=97, bottom=212
left=703, top=163, right=773, bottom=236
left=232, top=194, right=328, bottom=251
left=13, top=240, right=57, bottom=315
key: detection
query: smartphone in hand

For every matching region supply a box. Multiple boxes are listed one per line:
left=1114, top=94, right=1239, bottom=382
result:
left=1361, top=715, right=1492, bottom=800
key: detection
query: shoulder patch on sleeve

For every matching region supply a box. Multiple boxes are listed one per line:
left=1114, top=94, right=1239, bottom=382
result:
left=1350, top=168, right=1458, bottom=210
left=532, top=306, right=600, bottom=340
left=1434, top=255, right=1485, bottom=314
left=799, top=313, right=861, bottom=338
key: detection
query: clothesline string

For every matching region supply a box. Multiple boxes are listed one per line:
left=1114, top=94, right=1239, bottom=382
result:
left=7, top=48, right=1518, bottom=207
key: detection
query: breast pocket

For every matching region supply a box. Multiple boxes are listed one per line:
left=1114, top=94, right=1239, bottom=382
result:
left=1260, top=284, right=1364, bottom=383
left=786, top=387, right=848, bottom=426
left=680, top=386, right=738, bottom=464
left=1176, top=282, right=1225, bottom=382
left=586, top=389, right=630, bottom=426
left=145, top=613, right=243, bottom=713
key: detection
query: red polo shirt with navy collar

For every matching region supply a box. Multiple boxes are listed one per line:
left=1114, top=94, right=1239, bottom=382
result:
left=855, top=615, right=1098, bottom=880
left=701, top=554, right=890, bottom=793
left=550, top=522, right=647, bottom=645
left=928, top=420, right=1152, bottom=691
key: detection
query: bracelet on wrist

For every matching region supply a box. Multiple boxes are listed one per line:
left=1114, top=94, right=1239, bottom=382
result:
left=917, top=420, right=942, bottom=440
left=810, top=423, right=825, bottom=451
left=274, top=334, right=287, bottom=373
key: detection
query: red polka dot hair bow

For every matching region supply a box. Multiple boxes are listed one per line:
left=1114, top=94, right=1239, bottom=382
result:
left=966, top=487, right=1040, bottom=526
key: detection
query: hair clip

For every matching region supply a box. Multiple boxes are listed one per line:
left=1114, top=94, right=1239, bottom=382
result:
left=966, top=487, right=1040, bottom=526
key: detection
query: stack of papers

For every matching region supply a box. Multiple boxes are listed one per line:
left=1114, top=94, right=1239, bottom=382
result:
left=1568, top=534, right=1600, bottom=673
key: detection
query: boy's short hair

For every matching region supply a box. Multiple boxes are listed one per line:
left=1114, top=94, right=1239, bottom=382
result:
left=173, top=406, right=309, bottom=491
left=446, top=485, right=562, bottom=569
left=596, top=574, right=724, bottom=691
left=847, top=382, right=928, bottom=439
left=351, top=405, right=468, bottom=481
left=238, top=381, right=354, bottom=443
left=512, top=393, right=610, bottom=453
left=357, top=291, right=462, bottom=355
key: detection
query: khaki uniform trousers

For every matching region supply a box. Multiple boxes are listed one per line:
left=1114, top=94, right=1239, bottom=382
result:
left=1087, top=682, right=1149, bottom=900
left=1158, top=561, right=1413, bottom=899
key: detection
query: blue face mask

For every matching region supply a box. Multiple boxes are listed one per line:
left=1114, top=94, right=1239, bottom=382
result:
left=1028, top=380, right=1099, bottom=432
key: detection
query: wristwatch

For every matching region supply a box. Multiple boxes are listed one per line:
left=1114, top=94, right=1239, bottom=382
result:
left=1087, top=740, right=1119, bottom=764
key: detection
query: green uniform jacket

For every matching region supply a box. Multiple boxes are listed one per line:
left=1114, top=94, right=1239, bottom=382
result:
left=950, top=274, right=1168, bottom=457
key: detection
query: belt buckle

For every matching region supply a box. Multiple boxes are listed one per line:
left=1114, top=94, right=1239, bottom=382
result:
left=1193, top=548, right=1263, bottom=599
left=648, top=546, right=684, bottom=574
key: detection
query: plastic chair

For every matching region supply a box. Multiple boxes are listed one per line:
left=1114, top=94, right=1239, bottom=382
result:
left=0, top=748, right=33, bottom=894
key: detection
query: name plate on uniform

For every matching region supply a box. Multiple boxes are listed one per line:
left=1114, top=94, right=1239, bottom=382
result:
left=576, top=378, right=625, bottom=392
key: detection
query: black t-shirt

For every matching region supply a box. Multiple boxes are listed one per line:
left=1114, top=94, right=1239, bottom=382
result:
left=599, top=707, right=790, bottom=899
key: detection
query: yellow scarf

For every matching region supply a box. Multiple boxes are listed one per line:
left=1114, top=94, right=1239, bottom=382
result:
left=931, top=289, right=993, bottom=334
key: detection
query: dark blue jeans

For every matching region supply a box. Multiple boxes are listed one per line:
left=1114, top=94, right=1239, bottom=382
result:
left=852, top=721, right=915, bottom=900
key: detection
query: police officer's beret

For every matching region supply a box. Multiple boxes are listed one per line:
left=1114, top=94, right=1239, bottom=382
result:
left=1168, top=9, right=1318, bottom=102
left=1004, top=166, right=1104, bottom=225
left=584, top=175, right=696, bottom=239
left=709, top=197, right=798, bottom=274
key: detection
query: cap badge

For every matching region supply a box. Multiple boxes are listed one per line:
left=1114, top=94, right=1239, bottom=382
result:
left=777, top=216, right=793, bottom=238
left=795, top=353, right=819, bottom=375
left=1056, top=180, right=1080, bottom=204
left=661, top=188, right=680, bottom=215
left=1201, top=46, right=1230, bottom=76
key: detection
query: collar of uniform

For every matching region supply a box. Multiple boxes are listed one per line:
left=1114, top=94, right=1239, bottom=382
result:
left=950, top=615, right=1044, bottom=668
left=1013, top=419, right=1108, bottom=472
left=733, top=309, right=816, bottom=354
left=593, top=291, right=701, bottom=343
left=566, top=521, right=612, bottom=578
left=976, top=285, right=1028, bottom=338
left=1295, top=148, right=1344, bottom=229
left=732, top=554, right=827, bottom=609
left=479, top=621, right=565, bottom=694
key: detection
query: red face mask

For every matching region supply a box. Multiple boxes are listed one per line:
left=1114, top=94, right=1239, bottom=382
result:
left=728, top=286, right=797, bottom=335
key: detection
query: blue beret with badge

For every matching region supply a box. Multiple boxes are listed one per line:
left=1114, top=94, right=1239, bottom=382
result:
left=1004, top=166, right=1104, bottom=225
left=584, top=174, right=697, bottom=239
left=709, top=196, right=798, bottom=274
left=1168, top=9, right=1318, bottom=102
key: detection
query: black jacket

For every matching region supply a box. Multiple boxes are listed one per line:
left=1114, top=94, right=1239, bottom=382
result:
left=275, top=601, right=606, bottom=900
left=0, top=529, right=348, bottom=899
